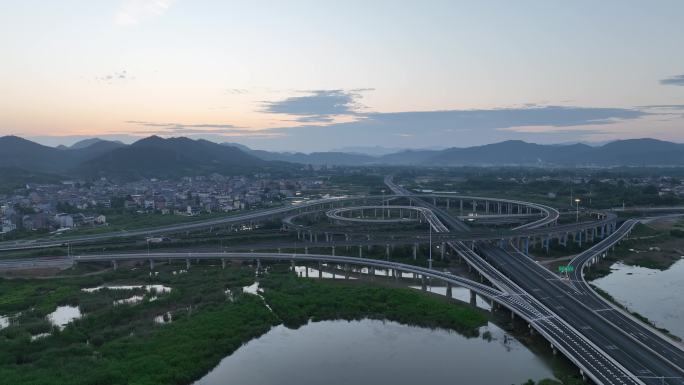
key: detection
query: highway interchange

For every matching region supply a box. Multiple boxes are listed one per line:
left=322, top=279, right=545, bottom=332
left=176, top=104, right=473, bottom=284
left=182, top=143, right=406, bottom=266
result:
left=1, top=176, right=683, bottom=385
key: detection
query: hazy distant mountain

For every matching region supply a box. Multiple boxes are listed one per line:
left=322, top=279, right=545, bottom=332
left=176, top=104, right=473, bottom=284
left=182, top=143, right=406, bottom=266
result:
left=423, top=138, right=684, bottom=167
left=0, top=136, right=129, bottom=174
left=3, top=135, right=684, bottom=180
left=0, top=136, right=69, bottom=173
left=331, top=145, right=444, bottom=156
left=222, top=142, right=377, bottom=165
left=69, top=138, right=123, bottom=150
left=77, top=136, right=276, bottom=179
left=231, top=138, right=684, bottom=167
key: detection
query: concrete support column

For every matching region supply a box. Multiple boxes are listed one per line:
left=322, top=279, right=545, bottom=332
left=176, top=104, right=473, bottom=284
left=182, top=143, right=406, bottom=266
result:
left=545, top=236, right=550, bottom=254
left=112, top=260, right=118, bottom=270
left=470, top=290, right=477, bottom=306
left=358, top=245, right=363, bottom=258
left=332, top=245, right=335, bottom=256
left=221, top=258, right=226, bottom=269
left=344, top=264, right=350, bottom=280
left=413, top=243, right=418, bottom=260
left=149, top=259, right=155, bottom=270
left=460, top=200, right=463, bottom=212
left=524, top=237, right=530, bottom=256
left=304, top=246, right=309, bottom=254
left=441, top=242, right=445, bottom=260
left=386, top=244, right=390, bottom=259
left=186, top=258, right=191, bottom=270
left=421, top=275, right=427, bottom=291
left=318, top=262, right=323, bottom=279
left=446, top=282, right=452, bottom=298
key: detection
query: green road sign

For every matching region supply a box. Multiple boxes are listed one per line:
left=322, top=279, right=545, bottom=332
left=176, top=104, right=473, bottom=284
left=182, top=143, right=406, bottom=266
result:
left=558, top=265, right=575, bottom=273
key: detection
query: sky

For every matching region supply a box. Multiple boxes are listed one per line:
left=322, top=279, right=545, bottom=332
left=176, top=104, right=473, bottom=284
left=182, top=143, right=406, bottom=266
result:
left=1, top=0, right=684, bottom=152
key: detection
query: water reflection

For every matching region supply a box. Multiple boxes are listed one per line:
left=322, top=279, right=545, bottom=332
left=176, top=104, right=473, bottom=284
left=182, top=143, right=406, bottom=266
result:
left=592, top=258, right=684, bottom=339
left=47, top=305, right=81, bottom=330
left=193, top=319, right=555, bottom=385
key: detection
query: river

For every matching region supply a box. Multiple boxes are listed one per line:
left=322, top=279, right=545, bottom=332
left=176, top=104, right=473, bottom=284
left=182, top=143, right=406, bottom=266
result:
left=591, top=258, right=684, bottom=340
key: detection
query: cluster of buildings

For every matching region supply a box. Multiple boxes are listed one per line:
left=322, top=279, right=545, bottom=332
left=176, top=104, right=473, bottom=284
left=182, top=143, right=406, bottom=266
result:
left=0, top=174, right=323, bottom=236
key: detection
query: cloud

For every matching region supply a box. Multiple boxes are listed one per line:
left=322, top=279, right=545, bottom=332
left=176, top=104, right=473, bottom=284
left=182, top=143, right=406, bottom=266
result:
left=125, top=120, right=239, bottom=130
left=226, top=88, right=248, bottom=94
left=261, top=89, right=369, bottom=122
left=95, top=70, right=132, bottom=84
left=123, top=120, right=281, bottom=137
left=114, top=0, right=174, bottom=25
left=660, top=74, right=684, bottom=86
left=254, top=105, right=647, bottom=150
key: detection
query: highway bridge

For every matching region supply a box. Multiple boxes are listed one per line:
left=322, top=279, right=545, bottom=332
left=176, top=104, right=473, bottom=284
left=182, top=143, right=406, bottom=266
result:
left=385, top=176, right=684, bottom=385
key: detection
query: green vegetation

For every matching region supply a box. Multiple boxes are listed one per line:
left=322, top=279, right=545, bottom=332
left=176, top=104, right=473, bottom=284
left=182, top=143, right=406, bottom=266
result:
left=261, top=265, right=487, bottom=335
left=396, top=167, right=684, bottom=209
left=0, top=262, right=487, bottom=384
left=583, top=222, right=684, bottom=280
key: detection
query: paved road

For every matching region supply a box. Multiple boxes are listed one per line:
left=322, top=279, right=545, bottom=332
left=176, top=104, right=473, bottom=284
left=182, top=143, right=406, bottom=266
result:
left=479, top=243, right=684, bottom=385
left=384, top=176, right=644, bottom=385
left=567, top=220, right=684, bottom=369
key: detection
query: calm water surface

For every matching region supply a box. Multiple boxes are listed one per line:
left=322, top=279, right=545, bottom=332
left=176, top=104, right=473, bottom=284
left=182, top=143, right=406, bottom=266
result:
left=592, top=258, right=684, bottom=339
left=194, top=319, right=556, bottom=385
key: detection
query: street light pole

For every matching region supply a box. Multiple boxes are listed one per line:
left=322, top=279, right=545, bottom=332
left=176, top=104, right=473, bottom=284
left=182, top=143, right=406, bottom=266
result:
left=575, top=198, right=581, bottom=223
left=428, top=221, right=432, bottom=269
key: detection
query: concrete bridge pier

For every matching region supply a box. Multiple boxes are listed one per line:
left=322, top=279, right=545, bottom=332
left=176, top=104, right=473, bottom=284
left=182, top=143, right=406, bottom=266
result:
left=331, top=245, right=335, bottom=256
left=304, top=247, right=309, bottom=254
left=344, top=264, right=350, bottom=279
left=413, top=243, right=418, bottom=260
left=421, top=275, right=427, bottom=291
left=440, top=242, right=445, bottom=260
left=221, top=258, right=226, bottom=269
left=111, top=260, right=118, bottom=270
left=446, top=282, right=452, bottom=298
left=528, top=323, right=535, bottom=336
left=185, top=258, right=191, bottom=270
left=358, top=245, right=363, bottom=258
left=551, top=343, right=558, bottom=355
left=149, top=259, right=155, bottom=270
left=318, top=262, right=323, bottom=279
left=469, top=290, right=477, bottom=307
left=385, top=244, right=390, bottom=259
left=523, top=237, right=530, bottom=256
left=305, top=265, right=309, bottom=278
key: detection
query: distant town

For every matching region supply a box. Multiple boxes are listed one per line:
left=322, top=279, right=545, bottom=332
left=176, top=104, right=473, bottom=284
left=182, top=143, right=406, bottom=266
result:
left=0, top=173, right=334, bottom=238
